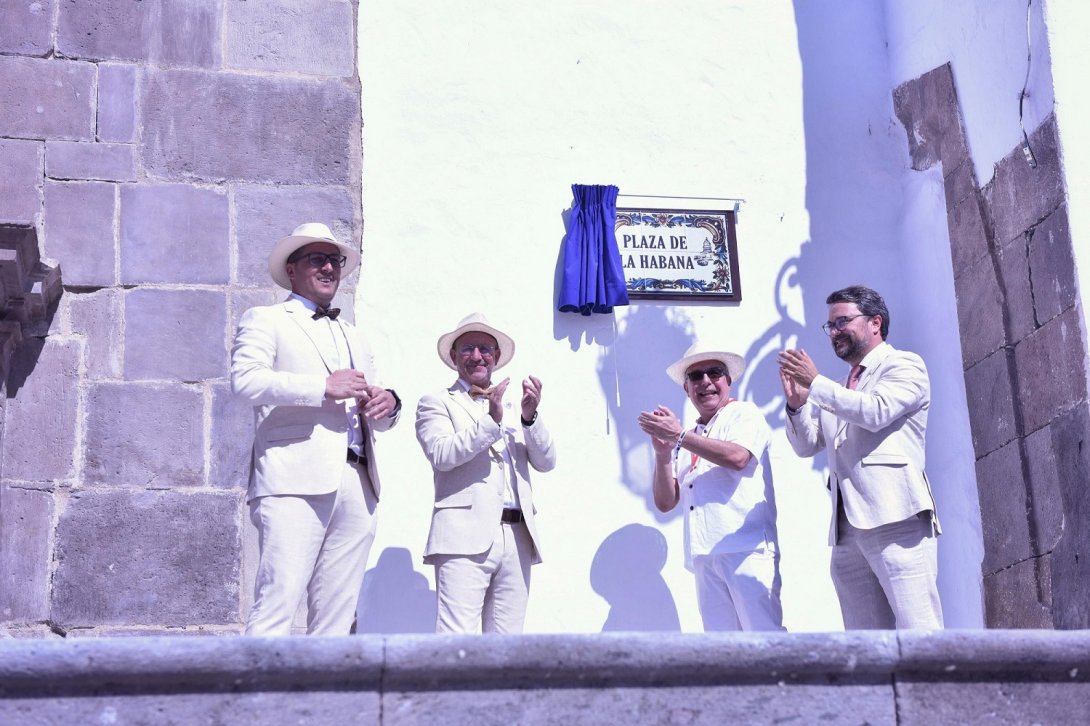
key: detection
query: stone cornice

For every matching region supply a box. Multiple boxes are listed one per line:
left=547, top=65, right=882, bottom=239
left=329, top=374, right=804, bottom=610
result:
left=0, top=632, right=1088, bottom=722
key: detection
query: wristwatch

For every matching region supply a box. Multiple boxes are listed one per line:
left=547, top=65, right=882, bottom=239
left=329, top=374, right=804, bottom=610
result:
left=386, top=388, right=402, bottom=418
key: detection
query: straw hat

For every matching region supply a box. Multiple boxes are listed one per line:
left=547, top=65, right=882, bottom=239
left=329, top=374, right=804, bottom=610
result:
left=436, top=313, right=515, bottom=371
left=267, top=222, right=359, bottom=290
left=666, top=341, right=746, bottom=385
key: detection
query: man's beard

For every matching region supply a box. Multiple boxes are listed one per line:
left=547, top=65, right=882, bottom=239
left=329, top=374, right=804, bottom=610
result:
left=832, top=333, right=866, bottom=361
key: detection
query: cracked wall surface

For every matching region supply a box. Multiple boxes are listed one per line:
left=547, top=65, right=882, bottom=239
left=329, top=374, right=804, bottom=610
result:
left=894, top=64, right=1090, bottom=628
left=0, top=0, right=363, bottom=636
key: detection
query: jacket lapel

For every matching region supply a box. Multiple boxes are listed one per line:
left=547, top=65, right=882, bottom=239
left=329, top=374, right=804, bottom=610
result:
left=834, top=371, right=851, bottom=445
left=284, top=301, right=337, bottom=373
left=448, top=384, right=483, bottom=421
left=834, top=345, right=891, bottom=444
left=448, top=383, right=509, bottom=472
left=339, top=320, right=363, bottom=371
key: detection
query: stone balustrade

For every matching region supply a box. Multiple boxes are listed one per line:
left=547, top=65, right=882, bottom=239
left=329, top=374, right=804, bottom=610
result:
left=1, top=631, right=1088, bottom=724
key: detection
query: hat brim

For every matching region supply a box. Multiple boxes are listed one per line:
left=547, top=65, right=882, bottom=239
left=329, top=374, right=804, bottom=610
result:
left=267, top=233, right=360, bottom=290
left=437, top=322, right=515, bottom=371
left=666, top=351, right=746, bottom=386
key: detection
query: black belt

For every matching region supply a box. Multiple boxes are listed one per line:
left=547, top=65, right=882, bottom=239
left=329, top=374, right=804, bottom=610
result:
left=501, top=508, right=524, bottom=524
left=347, top=448, right=367, bottom=467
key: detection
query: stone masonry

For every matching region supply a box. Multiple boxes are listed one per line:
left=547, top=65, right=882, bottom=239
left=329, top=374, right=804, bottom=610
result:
left=0, top=0, right=362, bottom=636
left=2, top=631, right=1090, bottom=725
left=894, top=64, right=1090, bottom=628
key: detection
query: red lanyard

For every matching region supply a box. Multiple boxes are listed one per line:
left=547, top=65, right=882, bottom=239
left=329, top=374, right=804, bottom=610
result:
left=684, top=399, right=735, bottom=476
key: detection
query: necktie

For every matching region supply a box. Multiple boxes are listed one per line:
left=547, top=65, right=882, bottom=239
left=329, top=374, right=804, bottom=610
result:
left=847, top=364, right=865, bottom=390
left=313, top=307, right=341, bottom=321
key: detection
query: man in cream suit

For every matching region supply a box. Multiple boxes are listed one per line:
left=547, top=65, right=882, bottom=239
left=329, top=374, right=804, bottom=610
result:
left=415, top=313, right=557, bottom=633
left=232, top=222, right=401, bottom=636
left=778, top=285, right=942, bottom=630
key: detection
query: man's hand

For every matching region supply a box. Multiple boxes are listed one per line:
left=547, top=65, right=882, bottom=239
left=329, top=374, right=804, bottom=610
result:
left=778, top=349, right=820, bottom=386
left=521, top=375, right=543, bottom=422
left=637, top=406, right=683, bottom=458
left=326, top=369, right=368, bottom=400
left=357, top=385, right=396, bottom=420
left=778, top=349, right=817, bottom=409
left=778, top=368, right=810, bottom=410
left=485, top=377, right=511, bottom=423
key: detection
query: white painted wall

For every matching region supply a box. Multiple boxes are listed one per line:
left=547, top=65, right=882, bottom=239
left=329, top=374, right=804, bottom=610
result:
left=1044, top=1, right=1090, bottom=393
left=354, top=0, right=984, bottom=633
left=885, top=0, right=1054, bottom=187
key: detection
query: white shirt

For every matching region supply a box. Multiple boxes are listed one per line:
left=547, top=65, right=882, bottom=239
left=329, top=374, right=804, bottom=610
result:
left=456, top=378, right=520, bottom=510
left=289, top=293, right=364, bottom=454
left=674, top=400, right=778, bottom=569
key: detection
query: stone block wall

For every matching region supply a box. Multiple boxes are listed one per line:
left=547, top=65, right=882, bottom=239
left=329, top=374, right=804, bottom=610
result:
left=894, top=64, right=1090, bottom=628
left=0, top=0, right=362, bottom=636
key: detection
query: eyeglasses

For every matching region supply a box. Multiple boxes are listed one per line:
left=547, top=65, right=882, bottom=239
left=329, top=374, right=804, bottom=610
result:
left=821, top=314, right=868, bottom=335
left=685, top=366, right=728, bottom=383
left=292, top=252, right=348, bottom=268
left=457, top=343, right=497, bottom=358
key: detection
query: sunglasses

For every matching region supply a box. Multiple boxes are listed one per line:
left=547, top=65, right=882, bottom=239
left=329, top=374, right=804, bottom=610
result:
left=685, top=366, right=728, bottom=383
left=290, top=252, right=348, bottom=269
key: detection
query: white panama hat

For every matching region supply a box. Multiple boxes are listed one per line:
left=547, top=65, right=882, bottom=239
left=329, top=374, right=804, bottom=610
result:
left=665, top=341, right=746, bottom=386
left=267, top=222, right=360, bottom=290
left=436, top=313, right=516, bottom=371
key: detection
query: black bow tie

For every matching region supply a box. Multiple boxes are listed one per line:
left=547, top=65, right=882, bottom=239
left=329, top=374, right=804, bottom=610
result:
left=312, top=307, right=341, bottom=321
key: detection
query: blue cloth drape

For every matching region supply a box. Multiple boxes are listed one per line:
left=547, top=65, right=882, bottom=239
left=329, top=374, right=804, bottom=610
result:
left=557, top=184, right=630, bottom=315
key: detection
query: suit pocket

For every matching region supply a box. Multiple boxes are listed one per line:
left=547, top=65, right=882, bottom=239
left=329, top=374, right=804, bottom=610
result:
left=434, top=486, right=475, bottom=509
left=861, top=452, right=908, bottom=466
left=265, top=424, right=314, bottom=443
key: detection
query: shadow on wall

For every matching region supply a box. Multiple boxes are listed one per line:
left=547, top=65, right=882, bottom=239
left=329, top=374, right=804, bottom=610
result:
left=595, top=306, right=693, bottom=523
left=738, top=260, right=808, bottom=425
left=590, top=523, right=681, bottom=632
left=356, top=547, right=436, bottom=634
left=547, top=194, right=692, bottom=521
left=4, top=303, right=61, bottom=399
left=738, top=257, right=828, bottom=477
left=789, top=0, right=907, bottom=315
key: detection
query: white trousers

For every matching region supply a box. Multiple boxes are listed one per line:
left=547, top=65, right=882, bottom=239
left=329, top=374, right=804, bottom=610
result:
left=245, top=463, right=377, bottom=636
left=433, top=521, right=532, bottom=634
left=692, top=548, right=786, bottom=632
left=832, top=507, right=943, bottom=630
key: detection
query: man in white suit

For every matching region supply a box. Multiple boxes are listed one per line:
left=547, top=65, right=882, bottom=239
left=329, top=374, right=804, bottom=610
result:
left=232, top=222, right=401, bottom=636
left=415, top=313, right=557, bottom=633
left=778, top=285, right=942, bottom=630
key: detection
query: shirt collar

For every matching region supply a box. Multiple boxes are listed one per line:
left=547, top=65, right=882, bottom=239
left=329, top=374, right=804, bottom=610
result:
left=457, top=378, right=488, bottom=393
left=288, top=293, right=321, bottom=313
left=858, top=340, right=891, bottom=369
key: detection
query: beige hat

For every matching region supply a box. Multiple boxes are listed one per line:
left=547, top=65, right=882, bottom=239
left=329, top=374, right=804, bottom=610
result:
left=666, top=341, right=746, bottom=386
left=267, top=222, right=360, bottom=290
left=436, top=313, right=515, bottom=371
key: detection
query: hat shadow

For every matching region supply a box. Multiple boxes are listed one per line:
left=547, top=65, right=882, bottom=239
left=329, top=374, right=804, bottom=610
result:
left=356, top=547, right=437, bottom=634
left=590, top=523, right=681, bottom=632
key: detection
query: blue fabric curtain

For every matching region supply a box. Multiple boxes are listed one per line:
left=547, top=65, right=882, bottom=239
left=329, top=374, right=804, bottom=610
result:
left=558, top=184, right=630, bottom=315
